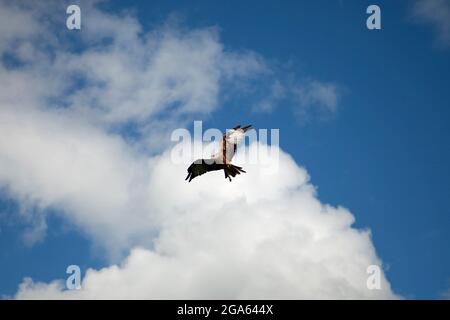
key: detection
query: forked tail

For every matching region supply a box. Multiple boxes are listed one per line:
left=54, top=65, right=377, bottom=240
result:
left=224, top=164, right=246, bottom=181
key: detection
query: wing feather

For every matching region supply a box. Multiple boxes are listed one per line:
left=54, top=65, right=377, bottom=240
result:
left=185, top=159, right=223, bottom=182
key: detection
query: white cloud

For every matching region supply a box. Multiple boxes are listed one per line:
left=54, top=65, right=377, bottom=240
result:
left=295, top=80, right=340, bottom=114
left=0, top=107, right=154, bottom=255
left=0, top=0, right=265, bottom=256
left=253, top=79, right=342, bottom=122
left=290, top=80, right=341, bottom=124
left=0, top=1, right=398, bottom=299
left=255, top=80, right=286, bottom=113
left=413, top=0, right=450, bottom=46
left=0, top=1, right=265, bottom=143
left=16, top=143, right=397, bottom=299
left=0, top=2, right=41, bottom=51
left=441, top=289, right=450, bottom=300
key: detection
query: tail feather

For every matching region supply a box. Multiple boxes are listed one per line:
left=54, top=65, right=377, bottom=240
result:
left=224, top=164, right=246, bottom=181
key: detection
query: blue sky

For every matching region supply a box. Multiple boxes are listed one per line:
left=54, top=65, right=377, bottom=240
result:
left=0, top=0, right=449, bottom=299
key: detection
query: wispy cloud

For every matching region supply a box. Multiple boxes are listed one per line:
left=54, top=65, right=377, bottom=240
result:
left=253, top=78, right=343, bottom=123
left=294, top=80, right=341, bottom=119
left=413, top=0, right=450, bottom=46
left=441, top=289, right=450, bottom=300
left=254, top=80, right=286, bottom=113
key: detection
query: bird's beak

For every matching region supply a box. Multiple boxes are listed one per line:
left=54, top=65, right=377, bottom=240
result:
left=242, top=125, right=253, bottom=132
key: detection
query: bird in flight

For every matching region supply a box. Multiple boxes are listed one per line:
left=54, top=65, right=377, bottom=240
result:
left=185, top=125, right=253, bottom=182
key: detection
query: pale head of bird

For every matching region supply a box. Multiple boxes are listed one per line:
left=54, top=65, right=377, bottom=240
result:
left=226, top=125, right=253, bottom=145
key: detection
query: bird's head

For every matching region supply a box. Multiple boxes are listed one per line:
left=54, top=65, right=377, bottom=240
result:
left=226, top=124, right=253, bottom=144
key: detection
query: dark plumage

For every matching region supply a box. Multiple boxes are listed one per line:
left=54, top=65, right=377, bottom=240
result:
left=185, top=160, right=246, bottom=182
left=185, top=125, right=252, bottom=182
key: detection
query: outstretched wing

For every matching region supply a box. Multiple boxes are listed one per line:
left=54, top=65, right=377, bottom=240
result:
left=185, top=160, right=247, bottom=182
left=185, top=159, right=223, bottom=182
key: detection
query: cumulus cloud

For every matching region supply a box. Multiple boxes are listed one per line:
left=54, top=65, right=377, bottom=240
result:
left=16, top=143, right=397, bottom=299
left=0, top=1, right=265, bottom=149
left=0, top=107, right=153, bottom=254
left=0, top=0, right=397, bottom=299
left=0, top=0, right=266, bottom=254
left=413, top=0, right=450, bottom=46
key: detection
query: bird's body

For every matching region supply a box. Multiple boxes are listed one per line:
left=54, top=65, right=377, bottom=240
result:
left=212, top=127, right=245, bottom=163
left=185, top=125, right=253, bottom=182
